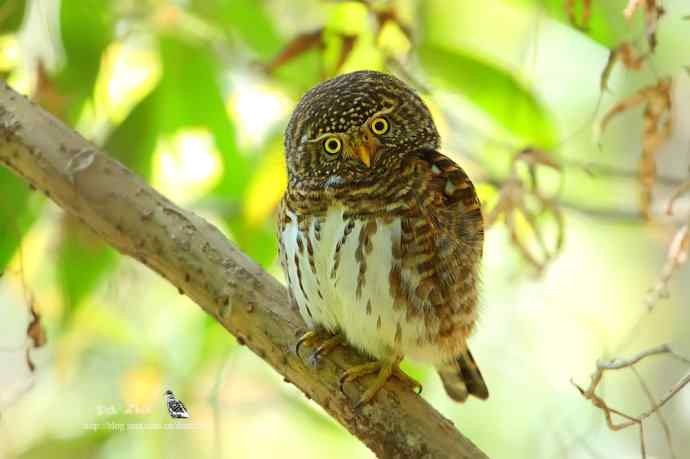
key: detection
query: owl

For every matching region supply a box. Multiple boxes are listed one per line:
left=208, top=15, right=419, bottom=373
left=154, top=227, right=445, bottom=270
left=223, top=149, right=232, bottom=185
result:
left=277, top=70, right=488, bottom=406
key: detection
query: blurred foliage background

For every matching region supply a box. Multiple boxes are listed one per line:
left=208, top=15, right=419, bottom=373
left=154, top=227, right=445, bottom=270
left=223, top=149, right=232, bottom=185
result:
left=0, top=0, right=689, bottom=458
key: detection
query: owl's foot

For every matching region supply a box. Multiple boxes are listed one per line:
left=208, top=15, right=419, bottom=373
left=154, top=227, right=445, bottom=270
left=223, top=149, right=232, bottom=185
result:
left=292, top=331, right=345, bottom=367
left=306, top=334, right=345, bottom=367
left=338, top=358, right=419, bottom=408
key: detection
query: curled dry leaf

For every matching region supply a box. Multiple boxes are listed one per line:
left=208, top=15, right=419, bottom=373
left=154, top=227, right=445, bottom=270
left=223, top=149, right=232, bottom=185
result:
left=25, top=302, right=46, bottom=372
left=264, top=29, right=325, bottom=75
left=264, top=2, right=410, bottom=77
left=348, top=0, right=412, bottom=41
left=600, top=43, right=646, bottom=91
left=601, top=78, right=673, bottom=219
left=0, top=294, right=43, bottom=409
left=26, top=304, right=46, bottom=349
left=373, top=7, right=413, bottom=42
left=264, top=29, right=358, bottom=77
left=485, top=148, right=564, bottom=273
left=623, top=0, right=665, bottom=51
left=646, top=222, right=689, bottom=308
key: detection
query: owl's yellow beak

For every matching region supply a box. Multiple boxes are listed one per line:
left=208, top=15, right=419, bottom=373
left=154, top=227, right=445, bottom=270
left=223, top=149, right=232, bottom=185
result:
left=356, top=144, right=372, bottom=168
left=353, top=129, right=380, bottom=168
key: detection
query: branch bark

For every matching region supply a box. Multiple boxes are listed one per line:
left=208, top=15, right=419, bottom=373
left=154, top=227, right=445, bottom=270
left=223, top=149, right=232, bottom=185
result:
left=0, top=80, right=489, bottom=458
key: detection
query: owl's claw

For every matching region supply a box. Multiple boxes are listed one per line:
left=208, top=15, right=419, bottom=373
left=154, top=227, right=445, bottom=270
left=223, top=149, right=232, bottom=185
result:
left=338, top=358, right=419, bottom=407
left=292, top=331, right=344, bottom=367
left=306, top=334, right=345, bottom=367
left=291, top=330, right=320, bottom=357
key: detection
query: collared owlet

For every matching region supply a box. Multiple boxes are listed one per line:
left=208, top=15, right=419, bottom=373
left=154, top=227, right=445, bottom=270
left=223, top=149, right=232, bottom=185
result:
left=278, top=70, right=488, bottom=406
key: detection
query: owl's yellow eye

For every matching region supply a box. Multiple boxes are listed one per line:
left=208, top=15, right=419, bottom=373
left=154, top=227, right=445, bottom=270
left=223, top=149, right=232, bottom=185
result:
left=370, top=117, right=389, bottom=135
left=323, top=136, right=342, bottom=155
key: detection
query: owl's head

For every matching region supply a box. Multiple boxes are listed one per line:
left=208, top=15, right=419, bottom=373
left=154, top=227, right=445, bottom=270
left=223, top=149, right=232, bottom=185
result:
left=284, top=70, right=439, bottom=191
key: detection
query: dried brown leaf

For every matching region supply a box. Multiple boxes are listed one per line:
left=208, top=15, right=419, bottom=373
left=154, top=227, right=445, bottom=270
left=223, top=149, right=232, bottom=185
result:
left=640, top=78, right=672, bottom=217
left=26, top=304, right=46, bottom=349
left=335, top=34, right=357, bottom=73
left=601, top=50, right=619, bottom=92
left=624, top=0, right=665, bottom=51
left=619, top=43, right=645, bottom=70
left=374, top=7, right=413, bottom=41
left=486, top=148, right=564, bottom=272
left=600, top=84, right=655, bottom=133
left=601, top=43, right=647, bottom=90
left=646, top=223, right=689, bottom=307
left=600, top=78, right=672, bottom=218
left=264, top=29, right=324, bottom=74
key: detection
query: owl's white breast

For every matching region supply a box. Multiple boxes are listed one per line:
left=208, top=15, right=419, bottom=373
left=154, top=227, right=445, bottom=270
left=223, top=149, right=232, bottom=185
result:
left=280, top=206, right=438, bottom=362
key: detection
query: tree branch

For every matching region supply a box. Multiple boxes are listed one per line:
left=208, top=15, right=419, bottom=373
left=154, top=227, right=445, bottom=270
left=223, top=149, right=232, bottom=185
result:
left=0, top=81, right=489, bottom=458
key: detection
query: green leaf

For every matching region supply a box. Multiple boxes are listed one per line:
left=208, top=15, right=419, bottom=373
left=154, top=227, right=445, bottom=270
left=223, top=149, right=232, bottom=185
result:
left=0, top=0, right=26, bottom=33
left=419, top=44, right=557, bottom=149
left=191, top=0, right=282, bottom=57
left=236, top=223, right=278, bottom=267
left=190, top=0, right=320, bottom=92
left=0, top=168, right=41, bottom=272
left=532, top=0, right=625, bottom=48
left=56, top=216, right=118, bottom=317
left=157, top=36, right=246, bottom=197
left=104, top=89, right=158, bottom=179
left=503, top=0, right=629, bottom=48
left=54, top=0, right=114, bottom=123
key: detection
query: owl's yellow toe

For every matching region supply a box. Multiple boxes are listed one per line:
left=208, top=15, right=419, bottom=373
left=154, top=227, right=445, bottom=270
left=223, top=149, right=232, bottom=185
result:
left=338, top=358, right=419, bottom=408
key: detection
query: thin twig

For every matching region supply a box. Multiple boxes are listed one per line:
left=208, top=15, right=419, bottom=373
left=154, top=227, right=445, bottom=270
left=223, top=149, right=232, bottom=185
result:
left=573, top=344, right=690, bottom=459
left=631, top=366, right=676, bottom=459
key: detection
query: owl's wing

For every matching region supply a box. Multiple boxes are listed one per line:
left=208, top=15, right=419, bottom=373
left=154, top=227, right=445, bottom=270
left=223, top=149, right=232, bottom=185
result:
left=408, top=148, right=483, bottom=255
left=397, top=148, right=483, bottom=332
left=405, top=149, right=489, bottom=401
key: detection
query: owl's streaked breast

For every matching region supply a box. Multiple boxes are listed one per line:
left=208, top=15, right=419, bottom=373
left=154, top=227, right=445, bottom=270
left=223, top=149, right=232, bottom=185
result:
left=279, top=206, right=451, bottom=363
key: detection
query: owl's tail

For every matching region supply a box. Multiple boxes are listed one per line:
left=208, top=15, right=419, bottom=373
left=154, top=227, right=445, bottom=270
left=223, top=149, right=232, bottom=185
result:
left=436, top=349, right=489, bottom=402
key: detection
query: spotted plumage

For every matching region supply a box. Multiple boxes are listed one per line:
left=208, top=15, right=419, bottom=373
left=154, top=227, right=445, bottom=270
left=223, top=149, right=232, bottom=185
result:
left=278, top=70, right=488, bottom=404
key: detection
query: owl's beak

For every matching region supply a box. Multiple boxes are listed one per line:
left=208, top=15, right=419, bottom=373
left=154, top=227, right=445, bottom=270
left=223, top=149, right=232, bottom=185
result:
left=356, top=144, right=372, bottom=168
left=353, top=129, right=380, bottom=168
